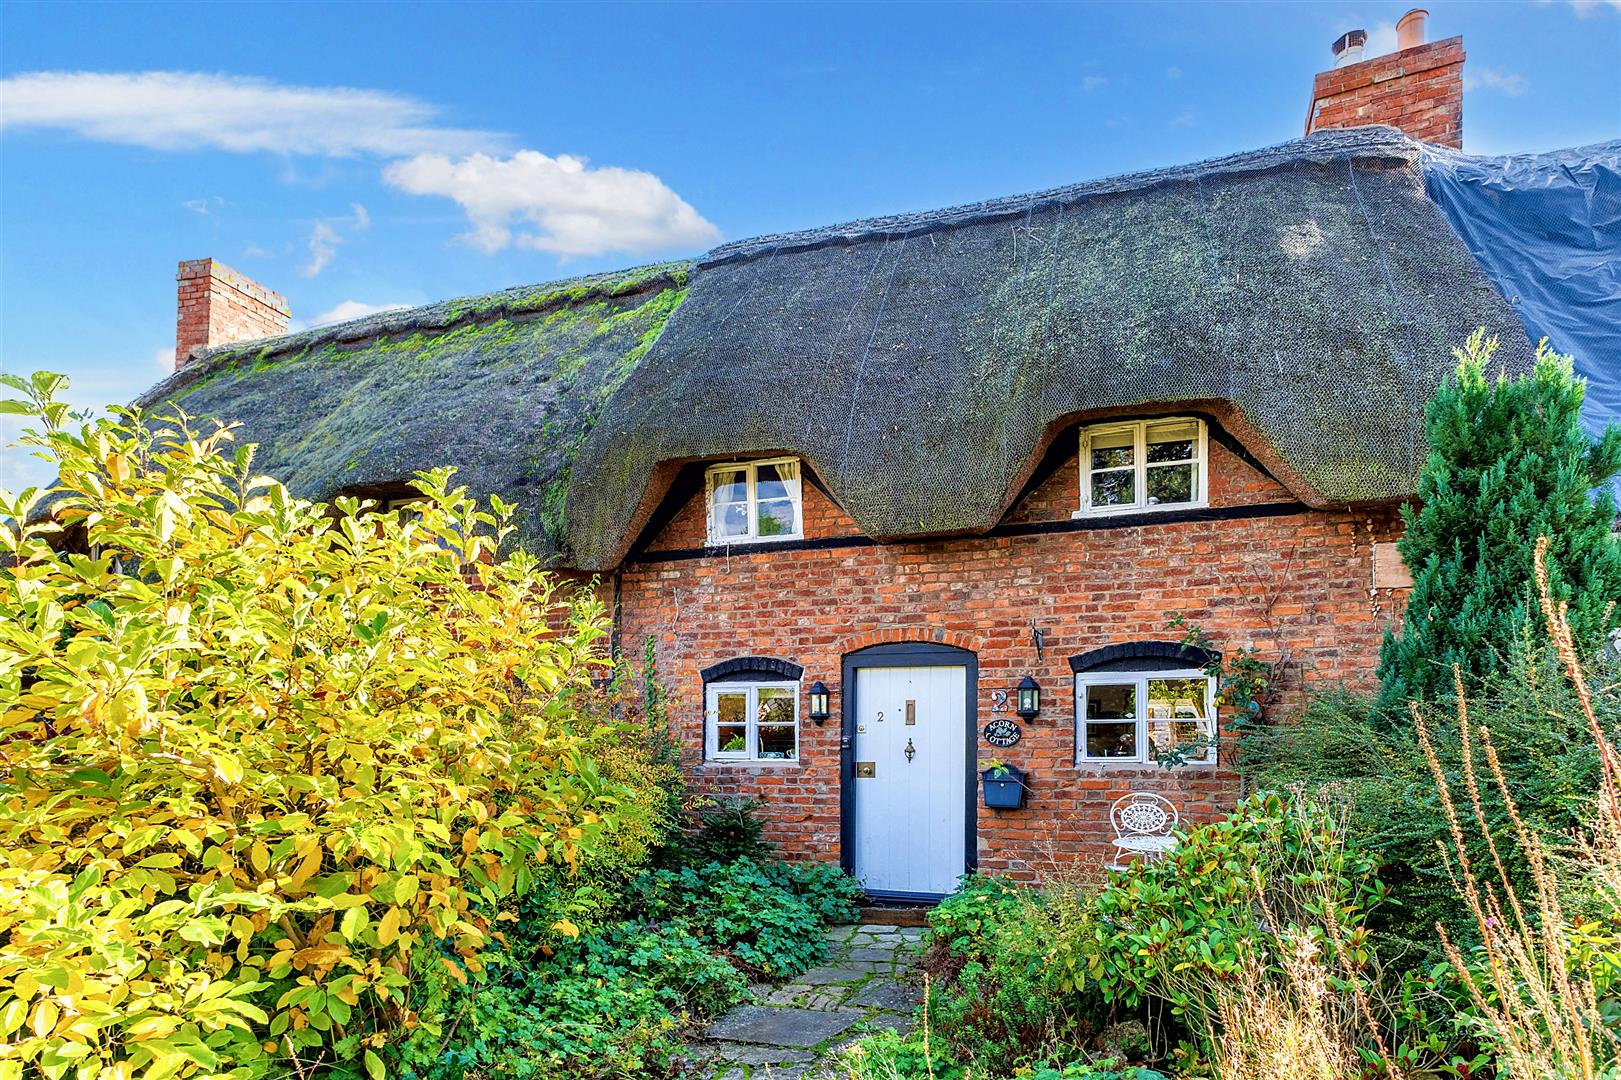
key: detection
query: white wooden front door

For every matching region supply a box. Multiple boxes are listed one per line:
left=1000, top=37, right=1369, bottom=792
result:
left=850, top=665, right=968, bottom=897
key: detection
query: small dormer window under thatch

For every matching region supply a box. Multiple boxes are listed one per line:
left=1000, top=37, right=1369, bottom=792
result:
left=1076, top=418, right=1207, bottom=517
left=706, top=457, right=803, bottom=544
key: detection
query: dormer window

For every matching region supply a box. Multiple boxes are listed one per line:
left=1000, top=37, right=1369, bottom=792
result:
left=1076, top=418, right=1207, bottom=517
left=707, top=458, right=803, bottom=544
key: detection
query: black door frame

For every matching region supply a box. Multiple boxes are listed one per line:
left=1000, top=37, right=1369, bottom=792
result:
left=840, top=641, right=979, bottom=902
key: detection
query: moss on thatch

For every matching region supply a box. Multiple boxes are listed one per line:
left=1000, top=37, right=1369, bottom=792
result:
left=138, top=263, right=692, bottom=563
left=564, top=128, right=1534, bottom=569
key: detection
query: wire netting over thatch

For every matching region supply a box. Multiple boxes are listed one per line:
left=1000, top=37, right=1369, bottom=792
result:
left=138, top=128, right=1537, bottom=571
left=564, top=127, right=1532, bottom=570
left=138, top=264, right=691, bottom=564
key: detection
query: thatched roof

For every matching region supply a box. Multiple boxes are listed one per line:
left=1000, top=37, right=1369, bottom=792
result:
left=565, top=127, right=1532, bottom=569
left=137, top=264, right=691, bottom=564
left=142, top=127, right=1534, bottom=571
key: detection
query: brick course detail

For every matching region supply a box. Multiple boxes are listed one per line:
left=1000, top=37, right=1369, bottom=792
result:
left=175, top=258, right=290, bottom=369
left=1305, top=36, right=1464, bottom=149
left=615, top=436, right=1408, bottom=880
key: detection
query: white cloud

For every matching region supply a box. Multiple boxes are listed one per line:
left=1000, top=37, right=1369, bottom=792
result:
left=152, top=346, right=172, bottom=372
left=1081, top=75, right=1109, bottom=92
left=2, top=71, right=719, bottom=263
left=183, top=195, right=223, bottom=215
left=300, top=203, right=370, bottom=277
left=1561, top=0, right=1621, bottom=15
left=242, top=242, right=271, bottom=258
left=1171, top=112, right=1196, bottom=127
left=301, top=300, right=412, bottom=329
left=1465, top=68, right=1531, bottom=95
left=1165, top=66, right=1182, bottom=80
left=0, top=71, right=504, bottom=157
left=382, top=150, right=721, bottom=257
left=302, top=222, right=341, bottom=277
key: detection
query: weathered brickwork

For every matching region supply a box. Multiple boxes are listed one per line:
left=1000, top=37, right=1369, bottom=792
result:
left=1306, top=36, right=1464, bottom=149
left=616, top=435, right=1407, bottom=879
left=175, top=258, right=291, bottom=368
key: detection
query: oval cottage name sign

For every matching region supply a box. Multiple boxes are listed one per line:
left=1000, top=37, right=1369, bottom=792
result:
left=981, top=718, right=1022, bottom=747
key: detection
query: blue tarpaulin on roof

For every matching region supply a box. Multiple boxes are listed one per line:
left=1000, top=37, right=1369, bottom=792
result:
left=1421, top=140, right=1621, bottom=439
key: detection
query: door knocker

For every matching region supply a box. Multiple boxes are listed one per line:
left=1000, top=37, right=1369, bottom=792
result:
left=904, top=738, right=916, bottom=763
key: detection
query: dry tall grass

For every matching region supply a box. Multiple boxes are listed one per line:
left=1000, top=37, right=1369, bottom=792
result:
left=1410, top=535, right=1620, bottom=1079
left=1192, top=804, right=1396, bottom=1080
left=1207, top=933, right=1367, bottom=1080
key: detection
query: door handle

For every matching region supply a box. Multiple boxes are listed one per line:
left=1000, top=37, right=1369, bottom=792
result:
left=904, top=738, right=916, bottom=763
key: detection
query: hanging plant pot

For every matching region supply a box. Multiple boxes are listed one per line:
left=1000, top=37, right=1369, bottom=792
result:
left=980, top=764, right=1029, bottom=810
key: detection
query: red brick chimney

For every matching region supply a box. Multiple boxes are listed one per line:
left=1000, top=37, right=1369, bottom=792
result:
left=1305, top=9, right=1464, bottom=149
left=174, top=258, right=290, bottom=369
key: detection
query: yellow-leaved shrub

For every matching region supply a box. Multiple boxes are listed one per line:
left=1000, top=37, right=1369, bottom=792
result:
left=0, top=373, right=628, bottom=1080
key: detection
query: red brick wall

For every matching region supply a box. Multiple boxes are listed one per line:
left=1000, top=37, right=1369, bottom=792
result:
left=176, top=258, right=290, bottom=368
left=615, top=436, right=1408, bottom=881
left=1305, top=36, right=1464, bottom=149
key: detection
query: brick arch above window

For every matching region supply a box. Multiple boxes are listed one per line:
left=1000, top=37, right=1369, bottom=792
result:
left=1068, top=640, right=1217, bottom=674
left=700, top=656, right=805, bottom=683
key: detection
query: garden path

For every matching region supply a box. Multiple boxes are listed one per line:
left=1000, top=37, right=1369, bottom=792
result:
left=693, top=922, right=925, bottom=1079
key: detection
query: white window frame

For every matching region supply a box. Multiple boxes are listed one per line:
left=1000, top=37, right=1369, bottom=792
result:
left=1074, top=418, right=1208, bottom=517
left=705, top=680, right=801, bottom=763
left=705, top=457, right=805, bottom=545
left=1075, top=668, right=1217, bottom=765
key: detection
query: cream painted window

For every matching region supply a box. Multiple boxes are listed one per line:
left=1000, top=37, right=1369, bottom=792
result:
left=1076, top=670, right=1216, bottom=765
left=706, top=458, right=804, bottom=544
left=706, top=681, right=800, bottom=762
left=1076, top=419, right=1207, bottom=516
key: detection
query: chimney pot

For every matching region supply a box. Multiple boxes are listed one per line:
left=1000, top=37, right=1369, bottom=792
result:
left=1332, top=29, right=1369, bottom=67
left=1397, top=9, right=1429, bottom=51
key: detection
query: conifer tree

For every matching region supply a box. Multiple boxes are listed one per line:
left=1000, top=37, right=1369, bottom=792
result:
left=1377, top=330, right=1621, bottom=710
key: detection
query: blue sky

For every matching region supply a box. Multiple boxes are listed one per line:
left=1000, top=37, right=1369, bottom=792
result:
left=2, top=0, right=1618, bottom=490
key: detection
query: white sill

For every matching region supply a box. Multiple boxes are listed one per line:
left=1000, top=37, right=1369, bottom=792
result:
left=704, top=533, right=806, bottom=546
left=699, top=758, right=803, bottom=769
left=1072, top=501, right=1208, bottom=520
left=1072, top=758, right=1218, bottom=771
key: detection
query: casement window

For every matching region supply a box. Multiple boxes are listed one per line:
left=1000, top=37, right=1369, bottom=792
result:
left=706, top=458, right=804, bottom=544
left=705, top=681, right=800, bottom=762
left=1076, top=418, right=1207, bottom=516
left=1076, top=670, right=1216, bottom=765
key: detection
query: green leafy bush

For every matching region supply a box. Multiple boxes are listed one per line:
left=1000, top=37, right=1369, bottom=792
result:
left=0, top=374, right=628, bottom=1080
left=870, top=875, right=1103, bottom=1073
left=1076, top=792, right=1383, bottom=1027
left=838, top=1030, right=1167, bottom=1080
left=1241, top=649, right=1614, bottom=953
left=410, top=850, right=859, bottom=1078
left=631, top=857, right=834, bottom=978
left=929, top=874, right=1029, bottom=957
left=763, top=858, right=865, bottom=926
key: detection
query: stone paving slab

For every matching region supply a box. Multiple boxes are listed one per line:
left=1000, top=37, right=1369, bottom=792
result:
left=848, top=981, right=918, bottom=1011
left=696, top=913, right=927, bottom=1076
left=704, top=1005, right=862, bottom=1048
left=692, top=1042, right=816, bottom=1066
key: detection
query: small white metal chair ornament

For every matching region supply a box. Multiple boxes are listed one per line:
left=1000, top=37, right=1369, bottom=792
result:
left=1107, top=792, right=1180, bottom=872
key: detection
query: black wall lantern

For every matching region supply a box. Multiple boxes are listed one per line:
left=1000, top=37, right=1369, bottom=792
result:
left=808, top=681, right=831, bottom=724
left=1015, top=675, right=1041, bottom=719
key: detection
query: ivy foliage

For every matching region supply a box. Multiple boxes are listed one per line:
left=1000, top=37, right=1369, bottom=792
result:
left=0, top=373, right=630, bottom=1079
left=1377, top=331, right=1621, bottom=710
